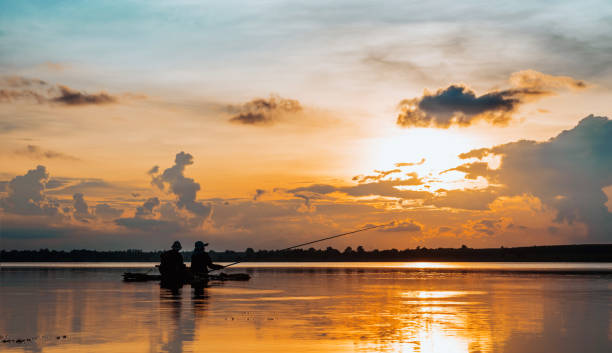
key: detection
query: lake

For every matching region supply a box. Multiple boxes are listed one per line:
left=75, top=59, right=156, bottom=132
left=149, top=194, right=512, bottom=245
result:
left=1, top=262, right=612, bottom=353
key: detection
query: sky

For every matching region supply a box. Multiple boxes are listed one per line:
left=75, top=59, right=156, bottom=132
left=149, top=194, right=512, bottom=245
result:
left=0, top=0, right=611, bottom=251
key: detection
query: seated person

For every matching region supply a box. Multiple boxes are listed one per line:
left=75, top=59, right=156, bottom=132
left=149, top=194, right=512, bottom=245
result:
left=159, top=241, right=186, bottom=277
left=191, top=241, right=224, bottom=275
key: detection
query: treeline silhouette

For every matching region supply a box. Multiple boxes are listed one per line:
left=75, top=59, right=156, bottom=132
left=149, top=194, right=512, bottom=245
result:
left=1, top=244, right=612, bottom=262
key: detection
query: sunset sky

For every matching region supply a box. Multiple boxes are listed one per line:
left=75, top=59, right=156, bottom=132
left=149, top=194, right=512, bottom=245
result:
left=1, top=0, right=611, bottom=250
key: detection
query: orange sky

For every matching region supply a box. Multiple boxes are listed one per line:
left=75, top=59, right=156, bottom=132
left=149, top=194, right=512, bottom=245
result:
left=1, top=1, right=611, bottom=250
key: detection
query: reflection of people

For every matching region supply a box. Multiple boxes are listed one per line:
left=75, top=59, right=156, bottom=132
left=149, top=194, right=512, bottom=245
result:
left=190, top=241, right=224, bottom=275
left=160, top=241, right=186, bottom=287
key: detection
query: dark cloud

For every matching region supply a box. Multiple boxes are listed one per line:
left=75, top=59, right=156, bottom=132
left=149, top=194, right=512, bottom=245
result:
left=253, top=189, right=266, bottom=201
left=45, top=179, right=69, bottom=189
left=396, top=85, right=539, bottom=128
left=424, top=187, right=501, bottom=210
left=114, top=217, right=182, bottom=233
left=471, top=219, right=503, bottom=236
left=72, top=193, right=93, bottom=222
left=0, top=165, right=60, bottom=216
left=381, top=219, right=422, bottom=232
left=287, top=176, right=429, bottom=202
left=14, top=145, right=80, bottom=161
left=135, top=197, right=160, bottom=218
left=455, top=115, right=612, bottom=241
left=442, top=162, right=491, bottom=180
left=149, top=152, right=212, bottom=219
left=51, top=85, right=117, bottom=105
left=396, top=71, right=587, bottom=128
left=93, top=203, right=124, bottom=220
left=228, top=94, right=302, bottom=125
left=0, top=76, right=119, bottom=106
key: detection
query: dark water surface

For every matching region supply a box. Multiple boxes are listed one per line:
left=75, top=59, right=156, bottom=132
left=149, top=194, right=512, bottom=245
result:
left=1, top=262, right=612, bottom=353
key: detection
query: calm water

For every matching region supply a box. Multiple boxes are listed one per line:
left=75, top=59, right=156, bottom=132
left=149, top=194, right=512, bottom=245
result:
left=1, top=262, right=612, bottom=353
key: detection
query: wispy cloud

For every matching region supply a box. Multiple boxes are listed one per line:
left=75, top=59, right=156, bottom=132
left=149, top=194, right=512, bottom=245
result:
left=13, top=145, right=80, bottom=161
left=0, top=76, right=121, bottom=106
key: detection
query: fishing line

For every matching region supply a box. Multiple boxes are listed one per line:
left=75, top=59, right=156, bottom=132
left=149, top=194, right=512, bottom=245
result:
left=208, top=223, right=390, bottom=272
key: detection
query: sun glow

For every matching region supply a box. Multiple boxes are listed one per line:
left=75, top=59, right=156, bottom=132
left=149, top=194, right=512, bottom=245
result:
left=358, top=127, right=486, bottom=192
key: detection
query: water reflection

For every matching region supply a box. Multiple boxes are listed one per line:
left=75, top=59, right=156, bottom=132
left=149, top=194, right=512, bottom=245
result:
left=1, top=266, right=611, bottom=352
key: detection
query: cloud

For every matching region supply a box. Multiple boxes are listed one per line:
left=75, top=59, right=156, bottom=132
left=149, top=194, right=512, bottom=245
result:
left=14, top=145, right=80, bottom=161
left=424, top=187, right=501, bottom=210
left=0, top=165, right=60, bottom=216
left=287, top=175, right=429, bottom=202
left=149, top=152, right=212, bottom=219
left=1, top=76, right=47, bottom=87
left=253, top=189, right=266, bottom=201
left=381, top=219, right=422, bottom=232
left=395, top=158, right=426, bottom=167
left=467, top=219, right=504, bottom=236
left=93, top=203, right=124, bottom=220
left=353, top=169, right=401, bottom=183
left=135, top=197, right=160, bottom=218
left=396, top=70, right=587, bottom=128
left=0, top=88, right=47, bottom=103
left=51, top=85, right=117, bottom=105
left=454, top=115, right=612, bottom=241
left=442, top=161, right=491, bottom=180
left=228, top=94, right=302, bottom=125
left=114, top=217, right=182, bottom=233
left=509, top=70, right=588, bottom=90
left=0, top=76, right=119, bottom=106
left=72, top=193, right=93, bottom=222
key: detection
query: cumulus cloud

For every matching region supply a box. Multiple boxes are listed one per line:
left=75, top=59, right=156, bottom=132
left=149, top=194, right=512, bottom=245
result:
left=454, top=115, right=612, bottom=240
left=228, top=94, right=302, bottom=125
left=149, top=152, right=212, bottom=219
left=135, top=197, right=160, bottom=218
left=396, top=70, right=587, bottom=128
left=14, top=145, right=80, bottom=161
left=72, top=193, right=93, bottom=222
left=0, top=165, right=60, bottom=216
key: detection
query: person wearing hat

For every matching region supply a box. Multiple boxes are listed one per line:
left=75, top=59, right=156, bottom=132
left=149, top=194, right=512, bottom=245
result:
left=190, top=241, right=224, bottom=275
left=159, top=240, right=186, bottom=280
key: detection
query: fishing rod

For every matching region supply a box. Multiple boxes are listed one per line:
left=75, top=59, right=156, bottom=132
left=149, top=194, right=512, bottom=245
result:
left=208, top=223, right=389, bottom=272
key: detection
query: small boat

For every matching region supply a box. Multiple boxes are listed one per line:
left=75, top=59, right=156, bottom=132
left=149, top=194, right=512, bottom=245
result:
left=122, top=272, right=250, bottom=282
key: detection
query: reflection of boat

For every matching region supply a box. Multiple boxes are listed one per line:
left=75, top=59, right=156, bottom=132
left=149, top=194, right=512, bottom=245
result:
left=122, top=272, right=250, bottom=282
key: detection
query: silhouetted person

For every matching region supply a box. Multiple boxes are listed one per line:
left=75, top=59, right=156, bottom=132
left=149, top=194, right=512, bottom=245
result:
left=160, top=241, right=186, bottom=287
left=190, top=241, right=223, bottom=275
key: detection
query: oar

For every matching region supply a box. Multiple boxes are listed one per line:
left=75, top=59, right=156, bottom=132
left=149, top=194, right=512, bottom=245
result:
left=208, top=223, right=389, bottom=273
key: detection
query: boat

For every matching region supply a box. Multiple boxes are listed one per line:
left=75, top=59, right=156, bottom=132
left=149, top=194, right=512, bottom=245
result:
left=122, top=272, right=250, bottom=282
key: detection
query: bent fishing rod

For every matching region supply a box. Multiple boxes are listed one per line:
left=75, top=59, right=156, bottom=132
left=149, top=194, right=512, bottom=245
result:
left=209, top=223, right=390, bottom=272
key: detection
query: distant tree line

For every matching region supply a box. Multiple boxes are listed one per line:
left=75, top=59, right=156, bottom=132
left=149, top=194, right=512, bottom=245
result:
left=1, top=244, right=612, bottom=262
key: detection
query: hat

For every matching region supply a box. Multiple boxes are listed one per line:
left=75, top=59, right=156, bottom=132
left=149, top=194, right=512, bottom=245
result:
left=195, top=241, right=209, bottom=250
left=171, top=241, right=182, bottom=250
